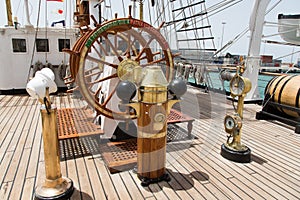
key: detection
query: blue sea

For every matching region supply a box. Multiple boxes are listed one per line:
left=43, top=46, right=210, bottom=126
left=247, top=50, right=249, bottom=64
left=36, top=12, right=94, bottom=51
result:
left=188, top=73, right=288, bottom=99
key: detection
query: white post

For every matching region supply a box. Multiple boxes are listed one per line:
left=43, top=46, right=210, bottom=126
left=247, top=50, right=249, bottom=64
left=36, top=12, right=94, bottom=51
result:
left=24, top=0, right=33, bottom=27
left=243, top=0, right=271, bottom=101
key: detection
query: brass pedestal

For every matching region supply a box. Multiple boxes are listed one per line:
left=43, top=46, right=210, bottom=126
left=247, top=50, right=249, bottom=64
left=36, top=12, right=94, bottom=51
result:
left=35, top=106, right=74, bottom=200
left=35, top=177, right=74, bottom=200
left=221, top=144, right=251, bottom=163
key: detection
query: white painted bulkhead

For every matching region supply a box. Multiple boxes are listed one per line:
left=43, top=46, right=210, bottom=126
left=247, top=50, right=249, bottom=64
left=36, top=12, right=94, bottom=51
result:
left=0, top=26, right=78, bottom=90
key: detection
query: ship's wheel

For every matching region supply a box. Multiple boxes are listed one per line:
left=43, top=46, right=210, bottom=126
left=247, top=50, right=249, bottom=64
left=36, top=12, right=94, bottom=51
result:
left=69, top=16, right=177, bottom=120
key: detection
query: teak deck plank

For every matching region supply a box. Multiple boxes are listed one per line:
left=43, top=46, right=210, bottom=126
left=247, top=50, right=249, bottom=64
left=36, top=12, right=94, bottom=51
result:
left=0, top=88, right=300, bottom=199
left=193, top=121, right=290, bottom=199
left=119, top=171, right=145, bottom=200
left=84, top=157, right=107, bottom=200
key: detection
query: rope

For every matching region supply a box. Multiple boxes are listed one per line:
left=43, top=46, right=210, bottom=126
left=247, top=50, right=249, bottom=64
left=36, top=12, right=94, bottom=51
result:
left=121, top=0, right=126, bottom=17
left=265, top=0, right=282, bottom=16
left=27, top=0, right=42, bottom=82
left=15, top=0, right=22, bottom=16
left=147, top=0, right=153, bottom=25
left=45, top=1, right=48, bottom=63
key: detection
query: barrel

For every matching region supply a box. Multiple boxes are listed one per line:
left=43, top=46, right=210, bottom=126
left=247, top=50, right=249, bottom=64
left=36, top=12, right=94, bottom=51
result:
left=264, top=74, right=300, bottom=118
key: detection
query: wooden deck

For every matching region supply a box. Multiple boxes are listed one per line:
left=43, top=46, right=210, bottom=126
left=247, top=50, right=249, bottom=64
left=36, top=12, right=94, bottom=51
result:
left=1, top=86, right=300, bottom=200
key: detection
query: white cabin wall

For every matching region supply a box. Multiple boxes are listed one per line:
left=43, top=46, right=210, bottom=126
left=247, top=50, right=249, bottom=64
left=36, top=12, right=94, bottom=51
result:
left=0, top=27, right=78, bottom=90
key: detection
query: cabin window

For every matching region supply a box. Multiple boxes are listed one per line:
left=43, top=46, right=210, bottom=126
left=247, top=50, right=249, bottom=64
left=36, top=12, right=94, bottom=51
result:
left=12, top=38, right=27, bottom=53
left=36, top=39, right=49, bottom=52
left=58, top=39, right=70, bottom=52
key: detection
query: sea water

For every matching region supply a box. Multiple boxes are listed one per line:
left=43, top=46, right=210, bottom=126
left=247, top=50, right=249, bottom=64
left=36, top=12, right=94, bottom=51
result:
left=188, top=73, right=293, bottom=99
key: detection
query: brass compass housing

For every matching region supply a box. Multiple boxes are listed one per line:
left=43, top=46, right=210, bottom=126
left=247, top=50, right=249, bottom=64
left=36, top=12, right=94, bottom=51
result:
left=230, top=75, right=251, bottom=96
left=224, top=114, right=242, bottom=134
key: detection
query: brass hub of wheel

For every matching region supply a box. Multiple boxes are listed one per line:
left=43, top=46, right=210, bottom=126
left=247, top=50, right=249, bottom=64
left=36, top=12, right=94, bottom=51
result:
left=117, top=58, right=141, bottom=82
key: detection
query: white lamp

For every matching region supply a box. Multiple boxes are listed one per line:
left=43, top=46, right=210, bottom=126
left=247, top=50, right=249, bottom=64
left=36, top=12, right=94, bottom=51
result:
left=26, top=68, right=57, bottom=100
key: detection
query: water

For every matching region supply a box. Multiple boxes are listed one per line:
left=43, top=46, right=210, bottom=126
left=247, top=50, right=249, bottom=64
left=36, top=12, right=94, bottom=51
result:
left=188, top=73, right=293, bottom=99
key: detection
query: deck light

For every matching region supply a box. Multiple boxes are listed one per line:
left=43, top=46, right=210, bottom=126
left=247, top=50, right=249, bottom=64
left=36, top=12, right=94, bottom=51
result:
left=26, top=68, right=57, bottom=102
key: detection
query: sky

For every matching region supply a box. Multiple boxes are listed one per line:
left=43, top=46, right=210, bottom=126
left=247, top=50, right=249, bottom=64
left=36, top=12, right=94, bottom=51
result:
left=206, top=0, right=300, bottom=63
left=1, top=0, right=299, bottom=63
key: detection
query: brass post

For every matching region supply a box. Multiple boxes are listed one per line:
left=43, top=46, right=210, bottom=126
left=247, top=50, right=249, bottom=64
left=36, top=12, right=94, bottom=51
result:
left=139, top=0, right=143, bottom=21
left=5, top=0, right=13, bottom=26
left=35, top=105, right=74, bottom=200
left=221, top=72, right=252, bottom=162
left=233, top=95, right=246, bottom=146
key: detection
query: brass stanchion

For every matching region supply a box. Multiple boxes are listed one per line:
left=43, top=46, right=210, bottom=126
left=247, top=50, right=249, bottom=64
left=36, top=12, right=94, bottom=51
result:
left=221, top=66, right=252, bottom=163
left=26, top=68, right=74, bottom=199
left=35, top=104, right=74, bottom=200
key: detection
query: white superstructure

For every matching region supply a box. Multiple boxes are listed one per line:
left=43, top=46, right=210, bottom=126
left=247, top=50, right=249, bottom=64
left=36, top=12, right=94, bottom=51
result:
left=0, top=26, right=77, bottom=91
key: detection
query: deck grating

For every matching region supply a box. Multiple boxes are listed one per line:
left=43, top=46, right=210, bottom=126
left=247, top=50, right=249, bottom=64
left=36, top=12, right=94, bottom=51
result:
left=99, top=124, right=195, bottom=174
left=57, top=108, right=103, bottom=139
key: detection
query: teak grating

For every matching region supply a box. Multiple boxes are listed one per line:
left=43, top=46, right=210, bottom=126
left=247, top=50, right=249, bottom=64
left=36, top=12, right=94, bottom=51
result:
left=57, top=108, right=103, bottom=139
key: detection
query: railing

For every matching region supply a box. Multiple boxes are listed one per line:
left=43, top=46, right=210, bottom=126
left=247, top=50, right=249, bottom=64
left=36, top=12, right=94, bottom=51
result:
left=174, top=62, right=296, bottom=99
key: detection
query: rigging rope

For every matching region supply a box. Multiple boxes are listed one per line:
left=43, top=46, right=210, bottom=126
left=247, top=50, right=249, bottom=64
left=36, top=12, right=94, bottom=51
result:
left=214, top=27, right=249, bottom=56
left=16, top=0, right=22, bottom=18
left=147, top=0, right=153, bottom=25
left=27, top=0, right=42, bottom=82
left=265, top=0, right=282, bottom=16
left=45, top=1, right=48, bottom=63
left=121, top=0, right=126, bottom=17
left=274, top=50, right=300, bottom=61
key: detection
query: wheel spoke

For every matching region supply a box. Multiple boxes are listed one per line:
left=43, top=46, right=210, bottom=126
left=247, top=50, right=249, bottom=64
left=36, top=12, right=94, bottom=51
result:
left=85, top=69, right=103, bottom=79
left=86, top=55, right=118, bottom=69
left=95, top=85, right=102, bottom=97
left=88, top=73, right=118, bottom=85
left=135, top=36, right=154, bottom=61
left=101, top=83, right=118, bottom=107
left=139, top=51, right=160, bottom=60
left=91, top=44, right=104, bottom=60
left=104, top=35, right=123, bottom=62
left=125, top=31, right=132, bottom=58
left=140, top=57, right=167, bottom=67
left=95, top=39, right=109, bottom=56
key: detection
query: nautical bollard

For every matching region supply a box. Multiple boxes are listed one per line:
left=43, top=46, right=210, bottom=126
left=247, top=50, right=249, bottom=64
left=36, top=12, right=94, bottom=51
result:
left=221, top=67, right=252, bottom=163
left=26, top=68, right=74, bottom=200
left=116, top=65, right=186, bottom=186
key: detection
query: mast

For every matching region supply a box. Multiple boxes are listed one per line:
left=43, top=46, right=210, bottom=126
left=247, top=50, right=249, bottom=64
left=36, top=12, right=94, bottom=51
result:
left=243, top=0, right=271, bottom=101
left=5, top=0, right=13, bottom=26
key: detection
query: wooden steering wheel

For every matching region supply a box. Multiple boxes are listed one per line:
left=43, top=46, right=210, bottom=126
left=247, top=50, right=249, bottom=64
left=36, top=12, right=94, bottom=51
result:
left=73, top=17, right=177, bottom=120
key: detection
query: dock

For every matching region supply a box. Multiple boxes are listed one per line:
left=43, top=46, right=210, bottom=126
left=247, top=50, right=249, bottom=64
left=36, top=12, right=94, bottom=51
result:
left=0, top=85, right=300, bottom=199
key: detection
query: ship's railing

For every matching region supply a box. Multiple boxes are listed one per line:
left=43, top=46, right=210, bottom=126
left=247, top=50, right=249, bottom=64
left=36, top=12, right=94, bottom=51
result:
left=174, top=62, right=299, bottom=99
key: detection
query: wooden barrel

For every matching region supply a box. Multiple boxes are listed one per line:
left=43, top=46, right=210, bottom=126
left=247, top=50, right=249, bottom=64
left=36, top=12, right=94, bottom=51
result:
left=264, top=74, right=300, bottom=118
